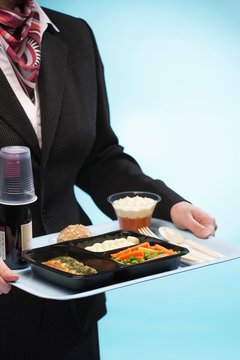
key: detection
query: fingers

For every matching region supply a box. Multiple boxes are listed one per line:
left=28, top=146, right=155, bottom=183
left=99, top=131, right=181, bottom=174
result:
left=186, top=218, right=212, bottom=238
left=170, top=201, right=217, bottom=239
left=206, top=221, right=217, bottom=237
left=0, top=259, right=19, bottom=295
left=0, top=277, right=12, bottom=294
left=184, top=212, right=217, bottom=238
left=191, top=210, right=217, bottom=238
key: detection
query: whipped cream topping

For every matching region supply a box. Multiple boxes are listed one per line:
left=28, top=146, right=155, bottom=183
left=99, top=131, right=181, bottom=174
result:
left=112, top=195, right=157, bottom=219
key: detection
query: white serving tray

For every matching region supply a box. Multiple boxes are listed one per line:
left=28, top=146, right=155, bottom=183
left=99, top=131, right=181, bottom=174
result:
left=13, top=219, right=240, bottom=300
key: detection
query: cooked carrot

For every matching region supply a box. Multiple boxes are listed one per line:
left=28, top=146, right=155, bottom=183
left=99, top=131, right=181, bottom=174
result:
left=117, top=253, right=135, bottom=260
left=138, top=247, right=159, bottom=255
left=128, top=250, right=144, bottom=257
left=111, top=242, right=150, bottom=258
left=117, top=250, right=144, bottom=260
left=112, top=248, right=131, bottom=258
left=128, top=242, right=150, bottom=251
left=147, top=253, right=169, bottom=260
left=154, top=244, right=175, bottom=255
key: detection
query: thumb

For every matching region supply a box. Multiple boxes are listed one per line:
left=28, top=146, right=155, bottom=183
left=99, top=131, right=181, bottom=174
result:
left=187, top=219, right=211, bottom=239
left=0, top=259, right=19, bottom=282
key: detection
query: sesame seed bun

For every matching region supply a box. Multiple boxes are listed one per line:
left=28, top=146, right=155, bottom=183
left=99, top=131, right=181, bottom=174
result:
left=57, top=224, right=92, bottom=242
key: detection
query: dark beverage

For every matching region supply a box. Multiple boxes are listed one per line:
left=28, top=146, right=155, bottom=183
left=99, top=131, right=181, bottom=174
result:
left=0, top=204, right=32, bottom=270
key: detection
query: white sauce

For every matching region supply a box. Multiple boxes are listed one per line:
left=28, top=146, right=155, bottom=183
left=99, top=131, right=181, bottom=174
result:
left=85, top=236, right=139, bottom=252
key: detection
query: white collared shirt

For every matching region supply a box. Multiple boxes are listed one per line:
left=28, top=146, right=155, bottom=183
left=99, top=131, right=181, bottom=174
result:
left=0, top=1, right=59, bottom=148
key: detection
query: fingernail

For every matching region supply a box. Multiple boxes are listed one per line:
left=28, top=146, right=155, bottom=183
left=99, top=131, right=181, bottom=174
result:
left=201, top=230, right=211, bottom=238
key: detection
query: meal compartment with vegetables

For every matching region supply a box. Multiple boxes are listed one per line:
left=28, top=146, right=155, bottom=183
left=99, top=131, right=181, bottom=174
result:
left=102, top=233, right=189, bottom=279
left=110, top=241, right=179, bottom=264
left=21, top=244, right=122, bottom=290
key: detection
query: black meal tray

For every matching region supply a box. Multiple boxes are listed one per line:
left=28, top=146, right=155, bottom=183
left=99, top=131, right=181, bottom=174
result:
left=22, top=230, right=189, bottom=291
left=22, top=245, right=123, bottom=291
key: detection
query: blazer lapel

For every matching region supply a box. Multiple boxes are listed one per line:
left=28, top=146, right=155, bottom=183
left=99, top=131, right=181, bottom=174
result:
left=38, top=29, right=68, bottom=166
left=0, top=69, right=41, bottom=160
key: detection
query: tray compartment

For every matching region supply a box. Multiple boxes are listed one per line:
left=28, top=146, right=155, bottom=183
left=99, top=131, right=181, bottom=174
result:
left=22, top=244, right=122, bottom=290
left=66, top=229, right=141, bottom=253
left=104, top=236, right=189, bottom=280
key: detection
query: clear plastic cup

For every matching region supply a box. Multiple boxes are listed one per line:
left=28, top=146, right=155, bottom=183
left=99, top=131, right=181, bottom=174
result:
left=108, top=191, right=161, bottom=232
left=0, top=146, right=37, bottom=205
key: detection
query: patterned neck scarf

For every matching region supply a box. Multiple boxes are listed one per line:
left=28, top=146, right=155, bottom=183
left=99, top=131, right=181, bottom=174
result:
left=0, top=0, right=41, bottom=101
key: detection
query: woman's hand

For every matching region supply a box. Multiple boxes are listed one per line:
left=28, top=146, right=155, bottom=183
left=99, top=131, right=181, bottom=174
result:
left=0, top=259, right=19, bottom=294
left=170, top=201, right=217, bottom=238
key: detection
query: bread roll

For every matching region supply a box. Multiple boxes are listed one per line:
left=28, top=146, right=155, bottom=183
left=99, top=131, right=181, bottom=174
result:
left=57, top=224, right=92, bottom=242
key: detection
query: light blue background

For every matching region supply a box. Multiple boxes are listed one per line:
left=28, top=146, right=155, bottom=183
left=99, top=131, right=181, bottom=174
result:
left=39, top=1, right=240, bottom=359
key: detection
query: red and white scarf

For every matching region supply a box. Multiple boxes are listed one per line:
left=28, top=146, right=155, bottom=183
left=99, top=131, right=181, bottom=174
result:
left=0, top=0, right=41, bottom=101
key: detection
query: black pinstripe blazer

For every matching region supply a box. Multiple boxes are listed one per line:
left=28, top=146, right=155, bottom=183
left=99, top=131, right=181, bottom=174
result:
left=0, top=7, right=186, bottom=356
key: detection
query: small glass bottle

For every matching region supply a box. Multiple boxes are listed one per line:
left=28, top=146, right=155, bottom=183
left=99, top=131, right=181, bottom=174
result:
left=0, top=204, right=32, bottom=270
